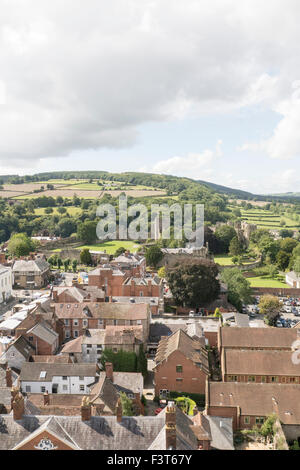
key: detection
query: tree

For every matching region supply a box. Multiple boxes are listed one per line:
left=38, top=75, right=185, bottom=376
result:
left=280, top=238, right=298, bottom=254
left=77, top=221, right=97, bottom=244
left=80, top=248, right=92, bottom=266
left=214, top=225, right=237, bottom=253
left=220, top=268, right=253, bottom=311
left=119, top=392, right=134, bottom=416
left=229, top=236, right=243, bottom=256
left=7, top=233, right=35, bottom=257
left=57, top=206, right=67, bottom=215
left=72, top=259, right=78, bottom=273
left=137, top=345, right=148, bottom=378
left=57, top=218, right=77, bottom=238
left=166, top=262, right=220, bottom=309
left=293, top=256, right=300, bottom=276
left=259, top=295, right=282, bottom=326
left=115, top=246, right=127, bottom=257
left=145, top=245, right=163, bottom=267
left=276, top=250, right=291, bottom=271
left=57, top=257, right=63, bottom=269
left=214, top=308, right=221, bottom=318
left=157, top=266, right=166, bottom=278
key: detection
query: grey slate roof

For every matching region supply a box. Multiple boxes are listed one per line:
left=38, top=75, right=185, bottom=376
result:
left=27, top=321, right=58, bottom=345
left=204, top=415, right=234, bottom=450
left=13, top=259, right=50, bottom=273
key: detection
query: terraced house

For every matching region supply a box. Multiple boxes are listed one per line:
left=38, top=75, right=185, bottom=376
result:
left=53, top=302, right=151, bottom=343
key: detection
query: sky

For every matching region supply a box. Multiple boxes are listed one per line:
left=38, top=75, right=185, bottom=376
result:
left=0, top=0, right=300, bottom=194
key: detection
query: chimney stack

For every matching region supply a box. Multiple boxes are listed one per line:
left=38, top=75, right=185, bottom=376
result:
left=81, top=396, right=91, bottom=421
left=105, top=362, right=114, bottom=382
left=12, top=392, right=24, bottom=421
left=116, top=398, right=122, bottom=423
left=165, top=401, right=177, bottom=450
left=43, top=391, right=50, bottom=406
left=6, top=367, right=12, bottom=388
left=11, top=386, right=19, bottom=407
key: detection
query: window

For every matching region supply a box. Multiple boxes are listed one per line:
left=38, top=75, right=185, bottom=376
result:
left=113, top=348, right=118, bottom=353
left=86, top=350, right=90, bottom=355
left=87, top=344, right=92, bottom=348
left=79, top=376, right=84, bottom=381
left=63, top=385, right=68, bottom=391
left=176, top=365, right=183, bottom=373
left=73, top=319, right=79, bottom=326
left=248, top=376, right=255, bottom=383
left=28, top=336, right=34, bottom=342
left=65, top=330, right=70, bottom=339
left=127, top=393, right=134, bottom=399
left=271, top=376, right=278, bottom=383
left=25, top=385, right=31, bottom=393
left=98, top=319, right=103, bottom=326
left=244, top=417, right=250, bottom=425
left=41, top=386, right=46, bottom=393
left=137, top=320, right=142, bottom=325
left=83, top=319, right=88, bottom=327
left=80, top=385, right=85, bottom=391
left=255, top=417, right=265, bottom=425
left=228, top=375, right=238, bottom=382
left=64, top=319, right=69, bottom=326
left=62, top=376, right=68, bottom=381
left=97, top=349, right=102, bottom=354
left=176, top=378, right=183, bottom=382
left=261, top=376, right=266, bottom=383
left=74, top=330, right=79, bottom=338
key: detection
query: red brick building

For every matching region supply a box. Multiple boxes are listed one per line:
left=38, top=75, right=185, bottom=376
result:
left=153, top=329, right=210, bottom=398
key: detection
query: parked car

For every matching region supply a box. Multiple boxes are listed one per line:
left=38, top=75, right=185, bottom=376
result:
left=189, top=311, right=195, bottom=317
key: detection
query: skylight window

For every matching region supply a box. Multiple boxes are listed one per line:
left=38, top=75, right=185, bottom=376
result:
left=40, top=371, right=47, bottom=379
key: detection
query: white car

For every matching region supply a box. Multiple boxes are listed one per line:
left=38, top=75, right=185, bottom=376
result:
left=189, top=311, right=196, bottom=317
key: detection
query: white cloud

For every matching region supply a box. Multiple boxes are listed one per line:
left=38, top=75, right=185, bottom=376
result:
left=1, top=1, right=300, bottom=165
left=152, top=140, right=222, bottom=178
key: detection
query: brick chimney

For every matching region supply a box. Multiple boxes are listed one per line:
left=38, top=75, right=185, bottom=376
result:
left=116, top=398, right=122, bottom=423
left=165, top=401, right=177, bottom=450
left=11, top=386, right=19, bottom=406
left=81, top=396, right=91, bottom=421
left=12, top=392, right=24, bottom=421
left=6, top=367, right=12, bottom=388
left=43, top=391, right=50, bottom=406
left=105, top=362, right=114, bottom=382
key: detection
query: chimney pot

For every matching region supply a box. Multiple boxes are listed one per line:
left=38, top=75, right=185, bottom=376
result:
left=116, top=398, right=122, bottom=423
left=43, top=391, right=50, bottom=406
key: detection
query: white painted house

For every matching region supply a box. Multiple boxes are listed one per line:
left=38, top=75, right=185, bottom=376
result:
left=286, top=271, right=300, bottom=288
left=20, top=363, right=99, bottom=395
left=0, top=265, right=12, bottom=303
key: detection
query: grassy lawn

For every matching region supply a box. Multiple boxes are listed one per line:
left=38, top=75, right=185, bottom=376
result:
left=34, top=206, right=82, bottom=216
left=76, top=240, right=141, bottom=254
left=248, top=276, right=289, bottom=288
left=214, top=254, right=255, bottom=266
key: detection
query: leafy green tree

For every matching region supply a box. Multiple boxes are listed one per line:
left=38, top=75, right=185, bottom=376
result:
left=293, top=256, right=300, bottom=275
left=80, top=248, right=92, bottom=266
left=157, top=266, right=166, bottom=278
left=57, top=257, right=63, bottom=269
left=220, top=268, right=253, bottom=311
left=7, top=233, right=35, bottom=257
left=119, top=392, right=134, bottom=416
left=259, top=295, right=282, bottom=326
left=167, top=262, right=220, bottom=308
left=57, top=218, right=77, bottom=238
left=215, top=225, right=236, bottom=253
left=229, top=236, right=243, bottom=256
left=77, top=221, right=97, bottom=244
left=145, top=245, right=163, bottom=267
left=115, top=246, right=127, bottom=257
left=276, top=250, right=291, bottom=271
left=280, top=237, right=298, bottom=254
left=72, top=259, right=78, bottom=272
left=137, top=345, right=148, bottom=378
